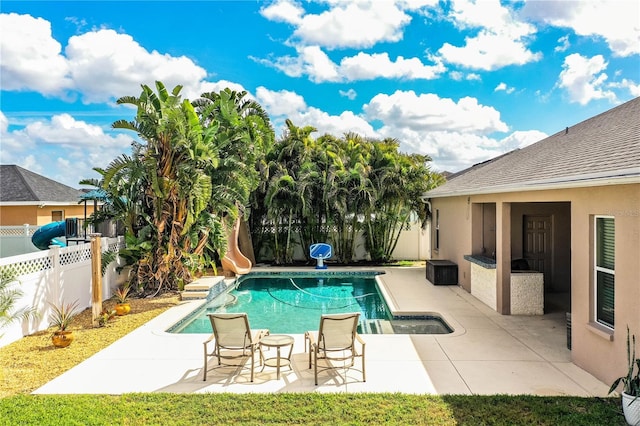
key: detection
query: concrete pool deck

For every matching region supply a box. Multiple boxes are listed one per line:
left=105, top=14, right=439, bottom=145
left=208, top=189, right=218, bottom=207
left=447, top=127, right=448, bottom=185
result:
left=34, top=266, right=610, bottom=396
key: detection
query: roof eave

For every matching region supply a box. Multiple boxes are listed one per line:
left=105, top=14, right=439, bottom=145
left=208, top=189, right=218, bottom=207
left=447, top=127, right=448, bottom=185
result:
left=0, top=201, right=84, bottom=207
left=424, top=172, right=640, bottom=199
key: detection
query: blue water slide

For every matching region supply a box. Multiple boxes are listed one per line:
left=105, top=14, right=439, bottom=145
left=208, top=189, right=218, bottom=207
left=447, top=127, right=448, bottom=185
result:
left=31, top=221, right=67, bottom=250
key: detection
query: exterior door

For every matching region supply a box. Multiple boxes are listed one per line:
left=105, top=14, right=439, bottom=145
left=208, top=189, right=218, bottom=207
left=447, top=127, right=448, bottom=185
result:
left=523, top=215, right=553, bottom=289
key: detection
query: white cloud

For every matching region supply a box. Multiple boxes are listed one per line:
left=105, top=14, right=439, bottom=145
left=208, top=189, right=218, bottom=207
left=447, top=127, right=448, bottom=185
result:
left=374, top=124, right=547, bottom=173
left=298, top=108, right=376, bottom=137
left=66, top=29, right=208, bottom=104
left=0, top=112, right=7, bottom=133
left=494, top=82, right=515, bottom=94
left=187, top=80, right=248, bottom=101
left=377, top=126, right=501, bottom=172
left=264, top=45, right=340, bottom=82
left=555, top=35, right=570, bottom=52
left=0, top=113, right=134, bottom=187
left=363, top=91, right=508, bottom=134
left=285, top=0, right=413, bottom=49
left=0, top=13, right=72, bottom=95
left=340, top=52, right=445, bottom=80
left=255, top=86, right=375, bottom=138
left=438, top=29, right=542, bottom=71
left=558, top=53, right=617, bottom=105
left=522, top=0, right=640, bottom=57
left=260, top=0, right=305, bottom=25
left=1, top=14, right=228, bottom=104
left=339, top=88, right=357, bottom=100
left=609, top=78, right=640, bottom=97
left=23, top=114, right=129, bottom=148
left=499, top=130, right=548, bottom=151
left=260, top=46, right=444, bottom=82
left=437, top=0, right=542, bottom=70
left=255, top=87, right=307, bottom=116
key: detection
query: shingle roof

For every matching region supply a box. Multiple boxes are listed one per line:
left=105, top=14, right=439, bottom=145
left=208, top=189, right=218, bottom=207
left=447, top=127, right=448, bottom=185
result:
left=0, top=165, right=84, bottom=203
left=425, top=97, right=640, bottom=197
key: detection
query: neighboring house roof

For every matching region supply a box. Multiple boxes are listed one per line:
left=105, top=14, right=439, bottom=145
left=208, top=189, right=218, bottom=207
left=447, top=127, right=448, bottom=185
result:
left=0, top=165, right=85, bottom=204
left=425, top=97, right=640, bottom=197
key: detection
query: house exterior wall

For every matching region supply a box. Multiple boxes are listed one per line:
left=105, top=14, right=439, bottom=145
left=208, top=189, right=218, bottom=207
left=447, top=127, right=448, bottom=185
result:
left=570, top=183, right=640, bottom=386
left=0, top=205, right=93, bottom=226
left=429, top=182, right=640, bottom=385
left=430, top=197, right=472, bottom=288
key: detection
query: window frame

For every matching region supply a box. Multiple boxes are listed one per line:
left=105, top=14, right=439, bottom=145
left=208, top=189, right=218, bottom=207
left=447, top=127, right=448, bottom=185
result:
left=593, top=215, right=615, bottom=330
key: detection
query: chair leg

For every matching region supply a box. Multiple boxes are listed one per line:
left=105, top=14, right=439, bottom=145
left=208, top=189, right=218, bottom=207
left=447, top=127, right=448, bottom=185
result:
left=203, top=343, right=208, bottom=381
left=314, top=349, right=319, bottom=386
left=250, top=348, right=255, bottom=382
left=362, top=346, right=366, bottom=382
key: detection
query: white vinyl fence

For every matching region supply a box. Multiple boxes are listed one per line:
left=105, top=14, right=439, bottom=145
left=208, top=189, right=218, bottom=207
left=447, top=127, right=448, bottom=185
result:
left=0, top=225, right=40, bottom=257
left=286, top=220, right=430, bottom=262
left=0, top=236, right=126, bottom=349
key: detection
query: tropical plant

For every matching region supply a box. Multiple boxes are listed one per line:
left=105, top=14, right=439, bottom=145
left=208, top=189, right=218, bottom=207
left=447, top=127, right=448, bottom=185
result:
left=0, top=269, right=37, bottom=335
left=48, top=300, right=81, bottom=332
left=95, top=308, right=116, bottom=327
left=250, top=120, right=444, bottom=265
left=114, top=286, right=130, bottom=304
left=364, top=143, right=444, bottom=263
left=113, top=82, right=220, bottom=294
left=100, top=249, right=119, bottom=277
left=609, top=326, right=640, bottom=401
left=194, top=89, right=274, bottom=265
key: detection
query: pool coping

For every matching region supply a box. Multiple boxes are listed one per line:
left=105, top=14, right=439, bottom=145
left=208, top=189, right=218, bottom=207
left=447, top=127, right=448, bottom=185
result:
left=168, top=270, right=461, bottom=336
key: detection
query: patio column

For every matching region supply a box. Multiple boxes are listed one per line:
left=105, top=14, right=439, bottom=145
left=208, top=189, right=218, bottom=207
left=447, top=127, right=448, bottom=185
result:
left=496, top=202, right=511, bottom=314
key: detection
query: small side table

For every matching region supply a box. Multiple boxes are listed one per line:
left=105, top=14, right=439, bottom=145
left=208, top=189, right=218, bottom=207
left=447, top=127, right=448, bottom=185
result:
left=260, top=334, right=294, bottom=379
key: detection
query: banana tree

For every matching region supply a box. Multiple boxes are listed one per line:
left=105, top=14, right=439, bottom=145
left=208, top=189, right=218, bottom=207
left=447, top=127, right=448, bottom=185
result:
left=194, top=89, right=274, bottom=263
left=112, top=81, right=218, bottom=293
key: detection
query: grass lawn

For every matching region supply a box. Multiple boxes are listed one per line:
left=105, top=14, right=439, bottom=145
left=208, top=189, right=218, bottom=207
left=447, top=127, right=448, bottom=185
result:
left=0, top=288, right=627, bottom=425
left=0, top=393, right=626, bottom=425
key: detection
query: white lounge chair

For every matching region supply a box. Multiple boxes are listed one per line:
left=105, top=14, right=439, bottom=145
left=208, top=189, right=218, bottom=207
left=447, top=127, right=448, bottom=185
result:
left=203, top=313, right=269, bottom=382
left=305, top=312, right=366, bottom=385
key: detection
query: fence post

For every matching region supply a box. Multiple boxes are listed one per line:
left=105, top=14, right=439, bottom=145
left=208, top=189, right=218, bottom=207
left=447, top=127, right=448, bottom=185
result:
left=49, top=245, right=61, bottom=303
left=90, top=233, right=102, bottom=327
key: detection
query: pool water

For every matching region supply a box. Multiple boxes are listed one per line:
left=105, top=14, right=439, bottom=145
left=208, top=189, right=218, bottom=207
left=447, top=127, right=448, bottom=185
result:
left=170, top=272, right=452, bottom=334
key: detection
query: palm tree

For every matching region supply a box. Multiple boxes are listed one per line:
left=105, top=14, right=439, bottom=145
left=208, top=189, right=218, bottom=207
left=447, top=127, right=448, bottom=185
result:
left=0, top=269, right=37, bottom=335
left=329, top=133, right=374, bottom=263
left=364, top=139, right=444, bottom=262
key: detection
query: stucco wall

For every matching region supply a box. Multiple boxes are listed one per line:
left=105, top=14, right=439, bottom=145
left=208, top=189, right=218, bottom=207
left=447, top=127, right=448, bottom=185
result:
left=428, top=183, right=640, bottom=386
left=430, top=197, right=472, bottom=291
left=570, top=183, right=640, bottom=386
left=0, top=205, right=94, bottom=226
left=470, top=262, right=496, bottom=309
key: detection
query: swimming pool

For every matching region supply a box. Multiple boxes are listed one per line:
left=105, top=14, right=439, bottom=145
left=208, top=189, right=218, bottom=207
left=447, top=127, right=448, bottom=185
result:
left=168, top=271, right=452, bottom=334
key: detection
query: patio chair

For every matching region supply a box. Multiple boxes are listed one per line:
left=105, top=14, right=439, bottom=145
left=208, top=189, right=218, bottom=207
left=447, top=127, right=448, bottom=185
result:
left=203, top=313, right=269, bottom=382
left=305, top=312, right=366, bottom=385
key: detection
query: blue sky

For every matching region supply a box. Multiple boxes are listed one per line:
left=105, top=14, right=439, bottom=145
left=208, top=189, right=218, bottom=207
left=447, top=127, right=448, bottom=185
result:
left=1, top=0, right=639, bottom=188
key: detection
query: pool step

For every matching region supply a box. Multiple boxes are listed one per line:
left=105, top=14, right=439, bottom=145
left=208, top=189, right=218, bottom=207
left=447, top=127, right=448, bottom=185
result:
left=181, top=276, right=226, bottom=300
left=360, top=319, right=395, bottom=334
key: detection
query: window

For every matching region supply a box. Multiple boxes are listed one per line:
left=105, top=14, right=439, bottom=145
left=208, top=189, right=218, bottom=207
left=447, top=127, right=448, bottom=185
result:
left=595, top=216, right=615, bottom=329
left=51, top=210, right=63, bottom=222
left=435, top=209, right=440, bottom=251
